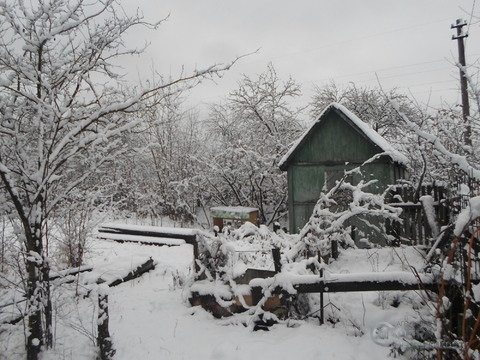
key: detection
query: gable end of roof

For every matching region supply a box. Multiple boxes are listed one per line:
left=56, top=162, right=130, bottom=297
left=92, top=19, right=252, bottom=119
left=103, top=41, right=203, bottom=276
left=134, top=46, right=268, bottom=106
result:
left=279, top=102, right=408, bottom=170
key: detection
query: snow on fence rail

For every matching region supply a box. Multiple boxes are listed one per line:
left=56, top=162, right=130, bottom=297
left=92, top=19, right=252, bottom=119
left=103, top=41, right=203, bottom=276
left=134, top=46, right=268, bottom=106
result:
left=188, top=267, right=440, bottom=322
left=249, top=271, right=438, bottom=294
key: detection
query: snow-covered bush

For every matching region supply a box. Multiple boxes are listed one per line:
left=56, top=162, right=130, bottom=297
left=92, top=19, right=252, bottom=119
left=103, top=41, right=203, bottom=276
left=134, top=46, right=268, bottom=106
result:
left=51, top=189, right=112, bottom=268
left=195, top=231, right=233, bottom=280
left=290, top=177, right=402, bottom=262
left=194, top=222, right=294, bottom=281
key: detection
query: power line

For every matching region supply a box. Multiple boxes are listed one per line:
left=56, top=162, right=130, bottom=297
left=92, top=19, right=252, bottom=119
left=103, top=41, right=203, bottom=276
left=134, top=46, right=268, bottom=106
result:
left=397, top=79, right=456, bottom=89
left=308, top=53, right=480, bottom=84
left=467, top=0, right=477, bottom=37
left=259, top=16, right=455, bottom=64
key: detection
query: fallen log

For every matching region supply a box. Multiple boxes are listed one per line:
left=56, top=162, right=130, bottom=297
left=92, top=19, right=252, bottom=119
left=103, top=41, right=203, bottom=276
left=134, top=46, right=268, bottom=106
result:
left=49, top=265, right=93, bottom=282
left=99, top=258, right=156, bottom=287
left=2, top=259, right=156, bottom=326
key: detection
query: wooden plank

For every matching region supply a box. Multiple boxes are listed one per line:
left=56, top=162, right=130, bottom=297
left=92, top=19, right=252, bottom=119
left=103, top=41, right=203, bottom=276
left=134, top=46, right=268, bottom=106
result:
left=103, top=258, right=156, bottom=287
left=97, top=224, right=201, bottom=273
left=48, top=265, right=93, bottom=282
left=250, top=272, right=439, bottom=296
left=292, top=279, right=438, bottom=293
left=98, top=225, right=197, bottom=244
left=97, top=232, right=185, bottom=246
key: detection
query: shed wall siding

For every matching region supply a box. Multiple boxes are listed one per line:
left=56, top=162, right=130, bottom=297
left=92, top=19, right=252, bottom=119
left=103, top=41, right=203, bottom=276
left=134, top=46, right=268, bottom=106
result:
left=293, top=112, right=380, bottom=164
left=288, top=162, right=396, bottom=233
left=285, top=115, right=403, bottom=233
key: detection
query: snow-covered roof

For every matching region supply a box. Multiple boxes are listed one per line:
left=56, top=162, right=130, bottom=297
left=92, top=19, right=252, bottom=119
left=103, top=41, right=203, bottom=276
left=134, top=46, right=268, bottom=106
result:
left=210, top=206, right=259, bottom=220
left=279, top=102, right=408, bottom=170
left=210, top=206, right=259, bottom=213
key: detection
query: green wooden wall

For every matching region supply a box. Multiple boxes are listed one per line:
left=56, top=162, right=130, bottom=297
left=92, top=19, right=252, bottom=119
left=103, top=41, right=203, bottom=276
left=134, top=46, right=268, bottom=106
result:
left=285, top=110, right=403, bottom=234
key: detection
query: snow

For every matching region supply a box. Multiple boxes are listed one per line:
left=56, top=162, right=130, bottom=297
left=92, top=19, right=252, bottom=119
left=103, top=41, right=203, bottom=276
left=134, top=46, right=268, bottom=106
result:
left=31, top=338, right=40, bottom=346
left=393, top=107, right=480, bottom=181
left=279, top=102, right=409, bottom=169
left=99, top=222, right=198, bottom=236
left=472, top=283, right=480, bottom=302
left=102, top=245, right=417, bottom=360
left=211, top=206, right=259, bottom=214
left=330, top=103, right=408, bottom=164
left=98, top=232, right=186, bottom=246
left=251, top=271, right=433, bottom=289
left=459, top=183, right=471, bottom=195
left=454, top=196, right=480, bottom=236
left=420, top=195, right=439, bottom=238
left=190, top=280, right=234, bottom=298
left=1, top=238, right=431, bottom=360
left=82, top=253, right=158, bottom=286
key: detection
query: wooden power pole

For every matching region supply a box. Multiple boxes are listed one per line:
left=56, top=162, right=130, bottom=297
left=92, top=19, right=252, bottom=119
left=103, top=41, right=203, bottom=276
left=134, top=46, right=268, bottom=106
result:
left=451, top=18, right=472, bottom=147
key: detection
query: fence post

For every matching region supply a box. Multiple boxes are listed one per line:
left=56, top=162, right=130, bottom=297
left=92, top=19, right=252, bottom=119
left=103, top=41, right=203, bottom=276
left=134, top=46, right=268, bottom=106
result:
left=319, top=267, right=324, bottom=325
left=97, top=285, right=115, bottom=360
left=272, top=247, right=282, bottom=273
left=331, top=240, right=339, bottom=260
left=318, top=251, right=324, bottom=325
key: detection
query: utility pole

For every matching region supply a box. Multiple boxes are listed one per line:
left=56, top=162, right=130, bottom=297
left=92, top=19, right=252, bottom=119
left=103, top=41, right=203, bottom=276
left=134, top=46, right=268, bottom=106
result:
left=451, top=18, right=472, bottom=147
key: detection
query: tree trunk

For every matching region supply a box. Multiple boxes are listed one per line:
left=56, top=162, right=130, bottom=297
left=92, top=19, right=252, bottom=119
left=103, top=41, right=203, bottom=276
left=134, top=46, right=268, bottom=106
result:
left=97, top=293, right=115, bottom=360
left=25, top=218, right=52, bottom=359
left=25, top=237, right=43, bottom=360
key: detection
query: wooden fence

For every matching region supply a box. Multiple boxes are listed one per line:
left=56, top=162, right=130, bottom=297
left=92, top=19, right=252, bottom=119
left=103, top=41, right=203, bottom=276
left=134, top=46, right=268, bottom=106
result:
left=387, top=184, right=449, bottom=246
left=386, top=173, right=480, bottom=247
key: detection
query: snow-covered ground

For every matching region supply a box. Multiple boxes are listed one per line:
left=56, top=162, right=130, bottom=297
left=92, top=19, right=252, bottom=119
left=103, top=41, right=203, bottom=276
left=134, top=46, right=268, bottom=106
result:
left=1, top=236, right=433, bottom=360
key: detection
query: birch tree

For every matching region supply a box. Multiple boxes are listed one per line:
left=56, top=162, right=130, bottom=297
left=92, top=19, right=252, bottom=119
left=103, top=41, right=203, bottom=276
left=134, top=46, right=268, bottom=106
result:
left=0, top=1, right=235, bottom=358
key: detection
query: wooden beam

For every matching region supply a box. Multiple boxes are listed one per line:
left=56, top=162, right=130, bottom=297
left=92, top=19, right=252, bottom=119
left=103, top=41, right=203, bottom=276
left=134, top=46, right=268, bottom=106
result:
left=250, top=272, right=440, bottom=297
left=293, top=279, right=438, bottom=293
left=98, top=225, right=197, bottom=243
left=104, top=258, right=156, bottom=287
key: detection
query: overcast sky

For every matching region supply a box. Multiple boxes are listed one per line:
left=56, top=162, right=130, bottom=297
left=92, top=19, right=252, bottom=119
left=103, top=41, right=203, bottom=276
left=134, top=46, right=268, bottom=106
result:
left=123, top=0, right=480, bottom=119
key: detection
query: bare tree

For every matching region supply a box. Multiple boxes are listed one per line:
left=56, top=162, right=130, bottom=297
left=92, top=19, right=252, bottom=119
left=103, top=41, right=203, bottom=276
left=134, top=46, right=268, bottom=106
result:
left=203, top=63, right=304, bottom=225
left=0, top=1, right=237, bottom=358
left=310, top=81, right=419, bottom=141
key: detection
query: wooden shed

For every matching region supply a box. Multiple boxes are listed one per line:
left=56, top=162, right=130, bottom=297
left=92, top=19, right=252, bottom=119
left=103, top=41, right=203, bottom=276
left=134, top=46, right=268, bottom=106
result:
left=210, top=206, right=260, bottom=232
left=279, top=102, right=408, bottom=235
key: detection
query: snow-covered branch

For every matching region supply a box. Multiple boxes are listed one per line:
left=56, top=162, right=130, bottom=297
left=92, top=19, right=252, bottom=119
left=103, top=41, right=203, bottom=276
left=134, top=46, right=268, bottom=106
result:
left=391, top=98, right=480, bottom=181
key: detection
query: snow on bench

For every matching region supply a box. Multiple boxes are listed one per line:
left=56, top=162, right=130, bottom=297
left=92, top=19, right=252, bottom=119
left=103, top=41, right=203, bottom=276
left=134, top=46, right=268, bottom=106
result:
left=98, top=232, right=186, bottom=246
left=97, top=223, right=198, bottom=245
left=99, top=223, right=198, bottom=236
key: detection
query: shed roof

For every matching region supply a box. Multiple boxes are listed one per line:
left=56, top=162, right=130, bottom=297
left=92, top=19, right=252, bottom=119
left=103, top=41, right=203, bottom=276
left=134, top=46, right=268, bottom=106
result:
left=279, top=102, right=408, bottom=170
left=210, top=206, right=259, bottom=220
left=210, top=206, right=259, bottom=214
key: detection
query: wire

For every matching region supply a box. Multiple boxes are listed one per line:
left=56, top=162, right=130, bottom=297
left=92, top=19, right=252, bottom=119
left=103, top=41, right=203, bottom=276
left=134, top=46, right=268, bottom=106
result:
left=263, top=16, right=455, bottom=63
left=308, top=53, right=480, bottom=85
left=467, top=0, right=477, bottom=36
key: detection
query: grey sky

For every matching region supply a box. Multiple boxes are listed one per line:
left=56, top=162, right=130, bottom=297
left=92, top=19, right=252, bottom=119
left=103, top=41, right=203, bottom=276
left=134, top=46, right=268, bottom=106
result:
left=124, top=0, right=480, bottom=118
